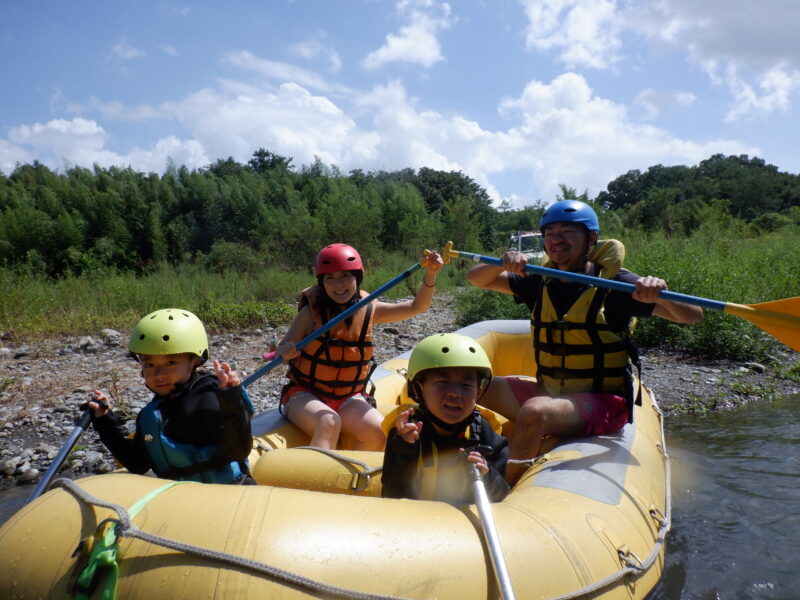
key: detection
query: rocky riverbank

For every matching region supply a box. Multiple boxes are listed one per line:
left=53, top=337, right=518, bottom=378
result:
left=1, top=293, right=797, bottom=487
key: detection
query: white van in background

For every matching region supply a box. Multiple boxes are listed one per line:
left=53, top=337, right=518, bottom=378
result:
left=509, top=231, right=545, bottom=262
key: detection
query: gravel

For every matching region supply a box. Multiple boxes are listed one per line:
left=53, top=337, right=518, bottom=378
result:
left=1, top=293, right=797, bottom=487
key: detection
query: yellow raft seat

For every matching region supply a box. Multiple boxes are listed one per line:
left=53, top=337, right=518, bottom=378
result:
left=0, top=319, right=670, bottom=600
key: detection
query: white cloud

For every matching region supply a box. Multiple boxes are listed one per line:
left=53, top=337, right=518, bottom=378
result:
left=624, top=0, right=800, bottom=119
left=123, top=136, right=208, bottom=173
left=495, top=73, right=755, bottom=201
left=724, top=64, right=800, bottom=122
left=159, top=5, right=191, bottom=17
left=65, top=97, right=167, bottom=121
left=175, top=82, right=380, bottom=168
left=9, top=118, right=107, bottom=155
left=224, top=50, right=351, bottom=94
left=6, top=73, right=757, bottom=206
left=161, top=45, right=179, bottom=56
left=518, top=1, right=800, bottom=117
left=289, top=36, right=342, bottom=73
left=0, top=139, right=34, bottom=173
left=5, top=118, right=207, bottom=174
left=635, top=89, right=697, bottom=119
left=363, top=0, right=452, bottom=69
left=519, top=0, right=622, bottom=69
left=110, top=38, right=144, bottom=61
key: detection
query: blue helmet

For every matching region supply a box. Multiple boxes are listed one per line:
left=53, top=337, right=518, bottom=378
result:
left=539, top=200, right=600, bottom=234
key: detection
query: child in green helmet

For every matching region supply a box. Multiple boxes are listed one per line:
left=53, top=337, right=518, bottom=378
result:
left=381, top=333, right=510, bottom=503
left=85, top=308, right=255, bottom=484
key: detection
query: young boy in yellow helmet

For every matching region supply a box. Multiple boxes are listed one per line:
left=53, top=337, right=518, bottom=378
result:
left=381, top=333, right=509, bottom=503
left=85, top=308, right=254, bottom=484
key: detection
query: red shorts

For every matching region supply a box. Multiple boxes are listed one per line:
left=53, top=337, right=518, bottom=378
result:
left=504, top=377, right=629, bottom=436
left=280, top=385, right=365, bottom=415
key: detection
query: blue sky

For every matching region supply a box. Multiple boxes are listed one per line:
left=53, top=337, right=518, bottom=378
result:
left=2, top=0, right=799, bottom=207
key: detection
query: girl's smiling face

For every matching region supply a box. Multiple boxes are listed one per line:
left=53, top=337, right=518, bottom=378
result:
left=138, top=353, right=198, bottom=395
left=322, top=270, right=358, bottom=304
left=419, top=367, right=480, bottom=426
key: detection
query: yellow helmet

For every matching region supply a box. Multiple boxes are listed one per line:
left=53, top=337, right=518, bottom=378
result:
left=406, top=333, right=492, bottom=402
left=407, top=333, right=492, bottom=381
left=128, top=308, right=209, bottom=363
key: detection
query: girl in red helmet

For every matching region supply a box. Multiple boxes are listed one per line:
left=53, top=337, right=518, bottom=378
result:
left=275, top=243, right=444, bottom=451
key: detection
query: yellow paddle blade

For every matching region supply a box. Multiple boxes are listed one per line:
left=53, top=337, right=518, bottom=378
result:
left=724, top=297, right=800, bottom=352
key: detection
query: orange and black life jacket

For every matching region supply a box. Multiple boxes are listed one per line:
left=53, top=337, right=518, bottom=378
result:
left=287, top=286, right=376, bottom=401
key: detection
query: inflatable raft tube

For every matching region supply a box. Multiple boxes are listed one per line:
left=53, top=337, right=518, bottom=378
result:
left=0, top=320, right=670, bottom=599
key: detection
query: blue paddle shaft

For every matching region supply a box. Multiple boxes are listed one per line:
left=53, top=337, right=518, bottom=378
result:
left=458, top=250, right=726, bottom=312
left=243, top=262, right=424, bottom=388
left=27, top=409, right=92, bottom=503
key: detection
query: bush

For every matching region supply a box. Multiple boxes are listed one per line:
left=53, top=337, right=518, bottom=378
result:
left=453, top=287, right=528, bottom=326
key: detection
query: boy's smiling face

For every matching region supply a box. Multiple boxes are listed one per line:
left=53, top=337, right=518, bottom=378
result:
left=419, top=367, right=479, bottom=426
left=138, top=352, right=198, bottom=395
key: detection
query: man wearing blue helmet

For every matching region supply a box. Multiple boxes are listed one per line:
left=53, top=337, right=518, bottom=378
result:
left=467, top=199, right=703, bottom=485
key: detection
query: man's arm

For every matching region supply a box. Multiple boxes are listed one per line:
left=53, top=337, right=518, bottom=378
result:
left=632, top=275, right=703, bottom=324
left=467, top=251, right=532, bottom=294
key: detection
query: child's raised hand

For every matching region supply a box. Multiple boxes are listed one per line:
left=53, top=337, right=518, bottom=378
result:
left=214, top=360, right=241, bottom=390
left=465, top=449, right=489, bottom=476
left=394, top=407, right=422, bottom=444
left=87, top=390, right=111, bottom=418
left=276, top=340, right=299, bottom=360
left=422, top=249, right=444, bottom=273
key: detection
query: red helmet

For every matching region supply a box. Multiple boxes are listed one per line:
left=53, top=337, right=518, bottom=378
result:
left=314, top=244, right=363, bottom=276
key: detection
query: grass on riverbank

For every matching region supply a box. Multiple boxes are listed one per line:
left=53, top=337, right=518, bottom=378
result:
left=1, top=225, right=798, bottom=361
left=0, top=252, right=462, bottom=339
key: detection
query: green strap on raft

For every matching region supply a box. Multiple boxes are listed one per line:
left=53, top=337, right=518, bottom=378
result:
left=74, top=481, right=194, bottom=600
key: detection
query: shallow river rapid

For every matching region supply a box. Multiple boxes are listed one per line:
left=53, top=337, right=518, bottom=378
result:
left=654, top=396, right=799, bottom=599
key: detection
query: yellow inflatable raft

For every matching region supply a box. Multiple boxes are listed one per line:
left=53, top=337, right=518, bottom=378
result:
left=0, top=320, right=670, bottom=600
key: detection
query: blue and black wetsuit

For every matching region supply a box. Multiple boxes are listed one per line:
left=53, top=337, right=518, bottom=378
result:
left=92, top=371, right=254, bottom=484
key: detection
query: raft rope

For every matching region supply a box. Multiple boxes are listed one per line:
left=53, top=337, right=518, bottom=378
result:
left=293, top=445, right=384, bottom=491
left=543, top=389, right=672, bottom=600
left=53, top=478, right=414, bottom=600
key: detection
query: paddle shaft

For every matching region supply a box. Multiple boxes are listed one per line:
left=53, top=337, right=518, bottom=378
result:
left=242, top=261, right=424, bottom=388
left=26, top=409, right=92, bottom=503
left=450, top=249, right=726, bottom=312
left=470, top=464, right=516, bottom=600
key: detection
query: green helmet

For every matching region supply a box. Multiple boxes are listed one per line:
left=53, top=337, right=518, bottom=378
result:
left=128, top=308, right=209, bottom=363
left=407, top=333, right=493, bottom=386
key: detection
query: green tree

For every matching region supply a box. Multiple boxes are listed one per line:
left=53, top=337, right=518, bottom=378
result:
left=248, top=148, right=294, bottom=175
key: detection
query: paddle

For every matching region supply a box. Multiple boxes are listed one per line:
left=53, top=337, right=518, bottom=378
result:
left=467, top=461, right=516, bottom=600
left=443, top=241, right=800, bottom=352
left=242, top=253, right=433, bottom=388
left=26, top=408, right=92, bottom=503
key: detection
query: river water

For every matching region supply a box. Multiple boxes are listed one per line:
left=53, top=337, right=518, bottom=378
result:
left=1, top=398, right=798, bottom=598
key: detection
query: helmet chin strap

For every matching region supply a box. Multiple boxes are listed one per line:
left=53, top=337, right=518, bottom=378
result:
left=416, top=404, right=475, bottom=435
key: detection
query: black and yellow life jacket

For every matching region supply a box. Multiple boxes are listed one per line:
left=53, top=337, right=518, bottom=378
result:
left=416, top=410, right=484, bottom=503
left=530, top=240, right=636, bottom=397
